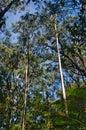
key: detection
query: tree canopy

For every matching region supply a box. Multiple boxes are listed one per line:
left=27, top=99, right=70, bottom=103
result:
left=0, top=0, right=86, bottom=130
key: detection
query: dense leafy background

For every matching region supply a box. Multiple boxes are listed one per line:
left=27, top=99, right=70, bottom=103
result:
left=0, top=0, right=86, bottom=129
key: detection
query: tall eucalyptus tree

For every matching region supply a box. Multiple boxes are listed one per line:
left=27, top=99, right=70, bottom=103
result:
left=12, top=12, right=44, bottom=129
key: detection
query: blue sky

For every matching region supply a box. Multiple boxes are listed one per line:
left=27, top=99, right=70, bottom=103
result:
left=6, top=1, right=36, bottom=28
left=0, top=1, right=36, bottom=43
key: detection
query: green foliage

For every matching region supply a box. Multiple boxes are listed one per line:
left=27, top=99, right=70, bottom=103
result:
left=0, top=0, right=86, bottom=130
left=10, top=124, right=21, bottom=130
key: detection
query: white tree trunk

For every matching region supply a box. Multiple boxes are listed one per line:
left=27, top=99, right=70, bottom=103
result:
left=55, top=23, right=66, bottom=100
left=54, top=21, right=68, bottom=115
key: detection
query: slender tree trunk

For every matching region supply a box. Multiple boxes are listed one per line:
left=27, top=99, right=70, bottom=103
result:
left=54, top=21, right=68, bottom=116
left=6, top=80, right=12, bottom=129
left=6, top=95, right=11, bottom=130
left=21, top=28, right=30, bottom=130
left=22, top=64, right=28, bottom=130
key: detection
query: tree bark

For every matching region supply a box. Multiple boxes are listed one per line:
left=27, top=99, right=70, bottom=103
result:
left=22, top=64, right=28, bottom=130
left=54, top=20, right=68, bottom=116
